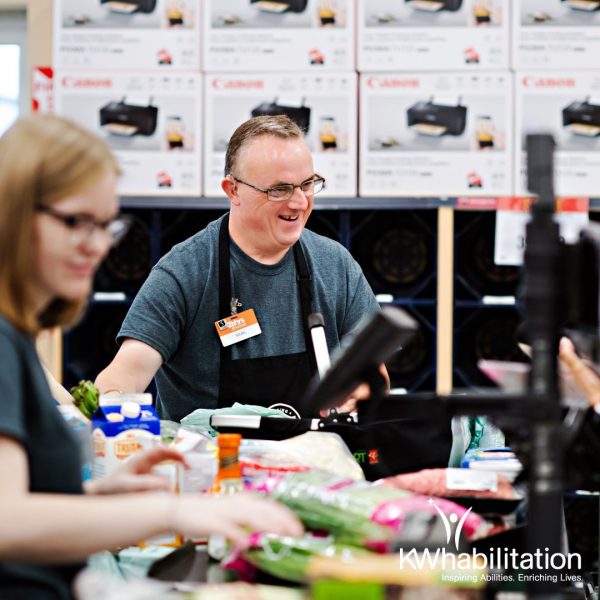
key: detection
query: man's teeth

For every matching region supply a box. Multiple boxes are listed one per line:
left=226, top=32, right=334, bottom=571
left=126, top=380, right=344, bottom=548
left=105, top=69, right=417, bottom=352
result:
left=280, top=215, right=298, bottom=221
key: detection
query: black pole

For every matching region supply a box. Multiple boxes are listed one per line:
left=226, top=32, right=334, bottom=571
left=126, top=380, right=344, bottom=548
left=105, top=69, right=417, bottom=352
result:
left=524, top=134, right=564, bottom=598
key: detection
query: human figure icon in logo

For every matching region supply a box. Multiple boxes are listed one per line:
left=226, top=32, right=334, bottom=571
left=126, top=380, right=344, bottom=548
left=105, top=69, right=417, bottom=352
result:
left=428, top=497, right=473, bottom=551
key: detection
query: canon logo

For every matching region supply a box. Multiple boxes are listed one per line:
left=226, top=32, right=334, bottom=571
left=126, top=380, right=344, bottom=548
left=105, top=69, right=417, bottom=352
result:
left=522, top=76, right=576, bottom=88
left=61, top=77, right=112, bottom=89
left=367, top=76, right=419, bottom=89
left=212, top=78, right=264, bottom=90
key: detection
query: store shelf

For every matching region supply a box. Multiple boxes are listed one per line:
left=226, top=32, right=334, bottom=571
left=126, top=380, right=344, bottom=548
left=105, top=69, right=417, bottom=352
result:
left=119, top=196, right=450, bottom=210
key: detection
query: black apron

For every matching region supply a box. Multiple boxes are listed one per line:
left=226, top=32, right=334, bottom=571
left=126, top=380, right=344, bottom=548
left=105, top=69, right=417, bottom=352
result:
left=217, top=214, right=316, bottom=411
left=214, top=216, right=452, bottom=479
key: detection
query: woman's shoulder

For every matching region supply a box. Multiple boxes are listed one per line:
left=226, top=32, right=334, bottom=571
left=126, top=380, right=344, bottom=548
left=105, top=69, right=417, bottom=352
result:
left=0, top=315, right=23, bottom=347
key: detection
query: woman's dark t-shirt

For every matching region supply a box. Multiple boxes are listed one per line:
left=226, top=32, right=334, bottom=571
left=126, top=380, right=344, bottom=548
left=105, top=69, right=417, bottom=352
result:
left=0, top=316, right=84, bottom=600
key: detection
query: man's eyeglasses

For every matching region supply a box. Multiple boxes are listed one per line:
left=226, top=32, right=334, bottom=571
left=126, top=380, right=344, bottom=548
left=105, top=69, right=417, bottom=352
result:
left=231, top=174, right=325, bottom=203
left=35, top=205, right=132, bottom=248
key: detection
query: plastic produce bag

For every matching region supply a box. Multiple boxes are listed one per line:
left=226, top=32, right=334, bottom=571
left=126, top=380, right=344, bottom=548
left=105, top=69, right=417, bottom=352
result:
left=180, top=403, right=291, bottom=437
left=240, top=432, right=364, bottom=482
left=250, top=471, right=487, bottom=549
left=230, top=533, right=368, bottom=584
left=449, top=416, right=505, bottom=467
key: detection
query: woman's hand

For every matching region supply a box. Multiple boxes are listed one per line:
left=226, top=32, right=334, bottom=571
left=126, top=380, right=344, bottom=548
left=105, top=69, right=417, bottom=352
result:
left=559, top=337, right=600, bottom=409
left=85, top=446, right=187, bottom=495
left=171, top=493, right=304, bottom=548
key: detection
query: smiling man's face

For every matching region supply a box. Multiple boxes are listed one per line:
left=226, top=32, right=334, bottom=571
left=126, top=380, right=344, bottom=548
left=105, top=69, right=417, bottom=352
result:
left=227, top=134, right=315, bottom=264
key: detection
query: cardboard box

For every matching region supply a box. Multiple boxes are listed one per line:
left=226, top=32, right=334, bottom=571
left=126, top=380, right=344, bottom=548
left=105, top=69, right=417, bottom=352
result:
left=357, top=0, right=510, bottom=72
left=54, top=71, right=202, bottom=196
left=53, top=0, right=201, bottom=71
left=204, top=72, right=357, bottom=196
left=202, top=0, right=355, bottom=72
left=515, top=71, right=600, bottom=196
left=92, top=394, right=160, bottom=479
left=512, top=0, right=600, bottom=70
left=359, top=72, right=513, bottom=197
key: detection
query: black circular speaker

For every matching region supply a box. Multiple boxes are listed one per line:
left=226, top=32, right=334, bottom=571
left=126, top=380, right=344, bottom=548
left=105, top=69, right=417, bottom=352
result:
left=353, top=213, right=433, bottom=296
left=458, top=213, right=520, bottom=297
left=372, top=227, right=429, bottom=287
left=473, top=316, right=524, bottom=363
left=104, top=217, right=152, bottom=284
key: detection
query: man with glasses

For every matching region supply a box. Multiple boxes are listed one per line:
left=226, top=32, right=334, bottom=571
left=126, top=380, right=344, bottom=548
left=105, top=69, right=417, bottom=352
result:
left=96, top=115, right=387, bottom=421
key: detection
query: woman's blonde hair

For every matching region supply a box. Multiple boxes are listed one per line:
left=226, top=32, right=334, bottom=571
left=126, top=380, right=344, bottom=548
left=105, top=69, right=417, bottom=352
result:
left=0, top=113, right=118, bottom=334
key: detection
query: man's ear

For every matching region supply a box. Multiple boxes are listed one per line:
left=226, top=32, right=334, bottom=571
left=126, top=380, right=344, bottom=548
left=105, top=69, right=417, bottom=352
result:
left=222, top=176, right=240, bottom=206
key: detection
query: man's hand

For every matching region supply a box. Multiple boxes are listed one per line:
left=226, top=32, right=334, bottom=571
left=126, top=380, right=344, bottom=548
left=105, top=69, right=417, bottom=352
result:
left=319, top=364, right=390, bottom=417
left=84, top=446, right=187, bottom=495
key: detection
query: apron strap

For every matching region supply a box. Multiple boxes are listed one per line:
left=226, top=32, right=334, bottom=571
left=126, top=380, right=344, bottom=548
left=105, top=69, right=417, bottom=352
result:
left=293, top=240, right=317, bottom=373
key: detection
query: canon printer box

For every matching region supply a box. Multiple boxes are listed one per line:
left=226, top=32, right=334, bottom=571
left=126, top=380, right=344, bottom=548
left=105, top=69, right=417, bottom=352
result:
left=515, top=72, right=600, bottom=196
left=54, top=71, right=202, bottom=196
left=53, top=0, right=201, bottom=71
left=512, top=0, right=600, bottom=69
left=359, top=72, right=513, bottom=197
left=204, top=72, right=357, bottom=196
left=203, top=0, right=355, bottom=72
left=357, top=0, right=510, bottom=72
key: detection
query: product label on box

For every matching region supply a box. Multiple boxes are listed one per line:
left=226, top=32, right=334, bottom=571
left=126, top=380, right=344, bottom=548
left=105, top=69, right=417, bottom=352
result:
left=446, top=467, right=498, bottom=492
left=204, top=72, right=357, bottom=196
left=32, top=67, right=54, bottom=113
left=203, top=0, right=355, bottom=72
left=515, top=72, right=600, bottom=196
left=494, top=196, right=589, bottom=266
left=513, top=0, right=600, bottom=69
left=359, top=72, right=513, bottom=197
left=358, top=0, right=510, bottom=72
left=53, top=0, right=201, bottom=71
left=54, top=71, right=202, bottom=196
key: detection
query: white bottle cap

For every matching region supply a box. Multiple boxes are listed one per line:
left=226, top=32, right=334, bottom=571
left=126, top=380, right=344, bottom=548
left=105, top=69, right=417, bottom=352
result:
left=121, top=401, right=141, bottom=419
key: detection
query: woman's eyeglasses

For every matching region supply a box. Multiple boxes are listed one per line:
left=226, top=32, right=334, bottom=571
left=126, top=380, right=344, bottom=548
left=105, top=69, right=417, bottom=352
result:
left=230, top=174, right=326, bottom=203
left=35, top=205, right=132, bottom=248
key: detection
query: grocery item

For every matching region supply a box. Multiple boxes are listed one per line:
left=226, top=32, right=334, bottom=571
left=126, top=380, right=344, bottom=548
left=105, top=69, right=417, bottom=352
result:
left=212, top=433, right=244, bottom=494
left=70, top=380, right=100, bottom=419
left=252, top=471, right=488, bottom=549
left=380, top=468, right=518, bottom=500
left=461, top=448, right=522, bottom=482
left=92, top=393, right=160, bottom=479
left=238, top=533, right=368, bottom=583
left=240, top=432, right=364, bottom=482
left=208, top=434, right=244, bottom=559
left=58, top=404, right=93, bottom=482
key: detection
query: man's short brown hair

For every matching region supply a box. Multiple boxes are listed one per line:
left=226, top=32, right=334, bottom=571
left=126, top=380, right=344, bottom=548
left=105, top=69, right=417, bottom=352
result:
left=224, top=115, right=304, bottom=177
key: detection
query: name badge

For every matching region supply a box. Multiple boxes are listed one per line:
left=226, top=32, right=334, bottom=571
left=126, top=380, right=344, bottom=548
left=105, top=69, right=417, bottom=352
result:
left=214, top=308, right=262, bottom=347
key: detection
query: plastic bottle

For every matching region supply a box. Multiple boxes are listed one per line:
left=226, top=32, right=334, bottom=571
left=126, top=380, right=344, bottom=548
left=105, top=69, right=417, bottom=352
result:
left=212, top=433, right=243, bottom=494
left=208, top=434, right=243, bottom=559
left=57, top=405, right=93, bottom=482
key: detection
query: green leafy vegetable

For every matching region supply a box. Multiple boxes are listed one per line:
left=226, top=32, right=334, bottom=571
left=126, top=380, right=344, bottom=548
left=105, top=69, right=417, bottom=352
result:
left=70, top=380, right=100, bottom=419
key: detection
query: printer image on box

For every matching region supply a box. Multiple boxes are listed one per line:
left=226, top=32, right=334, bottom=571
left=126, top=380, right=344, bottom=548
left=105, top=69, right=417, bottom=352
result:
left=404, top=0, right=463, bottom=12
left=250, top=0, right=308, bottom=14
left=99, top=98, right=158, bottom=137
left=560, top=0, right=600, bottom=11
left=251, top=99, right=311, bottom=133
left=562, top=97, right=600, bottom=137
left=407, top=98, right=468, bottom=137
left=100, top=0, right=157, bottom=15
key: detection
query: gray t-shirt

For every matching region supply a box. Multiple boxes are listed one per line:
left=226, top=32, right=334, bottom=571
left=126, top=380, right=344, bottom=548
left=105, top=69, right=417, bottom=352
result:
left=118, top=214, right=380, bottom=421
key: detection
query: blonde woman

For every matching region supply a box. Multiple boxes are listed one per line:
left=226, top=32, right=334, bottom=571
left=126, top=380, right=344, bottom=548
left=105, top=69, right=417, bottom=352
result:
left=0, top=114, right=302, bottom=599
